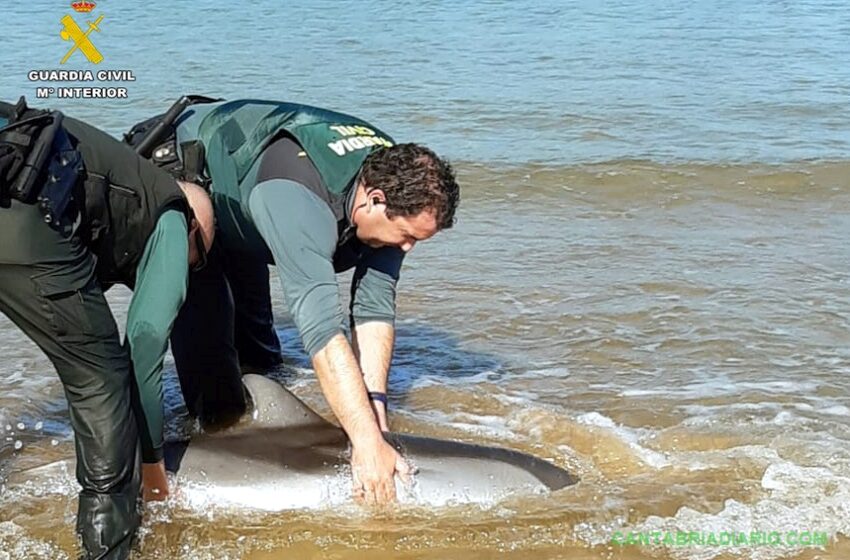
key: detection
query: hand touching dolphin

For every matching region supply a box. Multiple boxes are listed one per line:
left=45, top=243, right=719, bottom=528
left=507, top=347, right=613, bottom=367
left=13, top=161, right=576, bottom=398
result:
left=10, top=374, right=578, bottom=511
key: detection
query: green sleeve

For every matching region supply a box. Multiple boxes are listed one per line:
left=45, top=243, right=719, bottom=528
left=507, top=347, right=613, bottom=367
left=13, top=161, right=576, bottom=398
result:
left=247, top=179, right=346, bottom=357
left=126, top=209, right=189, bottom=463
left=350, top=247, right=404, bottom=326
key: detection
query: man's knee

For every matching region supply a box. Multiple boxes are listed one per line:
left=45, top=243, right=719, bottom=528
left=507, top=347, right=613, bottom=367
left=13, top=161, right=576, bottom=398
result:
left=76, top=451, right=138, bottom=493
left=74, top=422, right=138, bottom=493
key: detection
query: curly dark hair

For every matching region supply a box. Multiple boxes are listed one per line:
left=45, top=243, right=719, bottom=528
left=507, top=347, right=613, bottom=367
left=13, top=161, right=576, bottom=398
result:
left=360, top=143, right=460, bottom=230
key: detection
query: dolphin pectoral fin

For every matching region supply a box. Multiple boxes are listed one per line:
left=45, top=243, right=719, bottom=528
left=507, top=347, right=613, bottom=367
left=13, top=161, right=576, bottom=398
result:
left=241, top=374, right=334, bottom=430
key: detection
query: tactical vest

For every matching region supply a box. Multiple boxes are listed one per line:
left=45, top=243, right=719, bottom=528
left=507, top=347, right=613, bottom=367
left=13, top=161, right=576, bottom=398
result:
left=63, top=117, right=189, bottom=288
left=2, top=100, right=189, bottom=287
left=0, top=98, right=81, bottom=218
left=195, top=100, right=395, bottom=220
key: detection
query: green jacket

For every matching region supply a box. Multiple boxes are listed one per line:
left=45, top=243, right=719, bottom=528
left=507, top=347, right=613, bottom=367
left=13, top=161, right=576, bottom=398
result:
left=177, top=100, right=405, bottom=356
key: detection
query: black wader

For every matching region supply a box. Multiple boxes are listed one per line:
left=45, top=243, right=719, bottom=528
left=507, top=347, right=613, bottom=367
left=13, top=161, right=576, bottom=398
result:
left=0, top=199, right=140, bottom=560
left=1, top=100, right=188, bottom=559
left=170, top=241, right=280, bottom=425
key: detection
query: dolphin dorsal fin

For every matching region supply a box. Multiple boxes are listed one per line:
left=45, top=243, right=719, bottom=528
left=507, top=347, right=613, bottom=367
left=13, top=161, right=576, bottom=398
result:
left=242, top=374, right=330, bottom=429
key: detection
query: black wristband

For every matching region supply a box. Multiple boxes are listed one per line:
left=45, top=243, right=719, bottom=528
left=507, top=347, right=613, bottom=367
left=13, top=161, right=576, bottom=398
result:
left=367, top=391, right=388, bottom=407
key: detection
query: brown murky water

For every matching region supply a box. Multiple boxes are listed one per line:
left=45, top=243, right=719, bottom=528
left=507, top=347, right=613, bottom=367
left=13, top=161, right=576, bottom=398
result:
left=1, top=160, right=848, bottom=559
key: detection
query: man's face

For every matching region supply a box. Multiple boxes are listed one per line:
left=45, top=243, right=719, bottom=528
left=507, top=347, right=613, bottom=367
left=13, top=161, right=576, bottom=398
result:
left=355, top=200, right=439, bottom=253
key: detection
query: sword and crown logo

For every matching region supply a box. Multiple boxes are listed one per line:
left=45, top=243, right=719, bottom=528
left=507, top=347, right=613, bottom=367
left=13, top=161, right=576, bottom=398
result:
left=60, top=1, right=104, bottom=64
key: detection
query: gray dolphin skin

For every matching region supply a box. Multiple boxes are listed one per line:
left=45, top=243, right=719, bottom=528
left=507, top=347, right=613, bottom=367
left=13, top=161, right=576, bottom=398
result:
left=163, top=374, right=578, bottom=511
left=9, top=374, right=578, bottom=511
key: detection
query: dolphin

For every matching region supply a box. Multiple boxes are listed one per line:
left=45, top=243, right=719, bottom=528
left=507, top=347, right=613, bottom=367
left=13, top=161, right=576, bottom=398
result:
left=165, top=374, right=578, bottom=510
left=8, top=374, right=578, bottom=511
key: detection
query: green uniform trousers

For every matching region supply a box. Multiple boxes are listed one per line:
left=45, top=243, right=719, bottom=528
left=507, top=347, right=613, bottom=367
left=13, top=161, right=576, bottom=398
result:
left=0, top=199, right=140, bottom=560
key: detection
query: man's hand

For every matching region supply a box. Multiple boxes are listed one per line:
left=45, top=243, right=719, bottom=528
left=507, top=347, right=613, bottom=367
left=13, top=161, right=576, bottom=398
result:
left=141, top=460, right=169, bottom=502
left=351, top=434, right=412, bottom=506
left=312, top=334, right=409, bottom=505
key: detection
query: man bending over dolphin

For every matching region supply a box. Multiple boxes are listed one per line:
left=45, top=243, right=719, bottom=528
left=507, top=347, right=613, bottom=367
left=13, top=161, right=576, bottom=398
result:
left=126, top=98, right=460, bottom=506
left=0, top=98, right=215, bottom=559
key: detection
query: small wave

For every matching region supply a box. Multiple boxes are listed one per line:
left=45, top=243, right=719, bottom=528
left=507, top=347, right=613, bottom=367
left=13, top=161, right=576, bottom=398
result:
left=619, top=377, right=820, bottom=400
left=456, top=160, right=850, bottom=205
left=3, top=459, right=79, bottom=500
left=620, top=460, right=850, bottom=560
left=0, top=521, right=70, bottom=560
left=574, top=412, right=671, bottom=469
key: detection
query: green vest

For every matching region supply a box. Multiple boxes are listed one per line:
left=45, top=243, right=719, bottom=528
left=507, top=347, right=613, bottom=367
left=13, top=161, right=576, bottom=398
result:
left=196, top=100, right=395, bottom=210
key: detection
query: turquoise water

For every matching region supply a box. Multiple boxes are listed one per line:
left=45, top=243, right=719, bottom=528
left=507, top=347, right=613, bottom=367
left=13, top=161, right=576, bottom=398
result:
left=3, top=0, right=849, bottom=163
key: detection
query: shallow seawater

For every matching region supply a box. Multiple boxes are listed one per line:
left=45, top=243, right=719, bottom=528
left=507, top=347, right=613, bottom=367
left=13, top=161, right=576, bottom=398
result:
left=2, top=0, right=850, bottom=558
left=2, top=160, right=849, bottom=559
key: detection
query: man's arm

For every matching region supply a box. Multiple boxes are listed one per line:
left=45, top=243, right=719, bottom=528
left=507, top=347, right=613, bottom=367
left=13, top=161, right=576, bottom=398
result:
left=352, top=322, right=394, bottom=430
left=126, top=209, right=189, bottom=500
left=247, top=179, right=411, bottom=504
left=350, top=247, right=405, bottom=430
